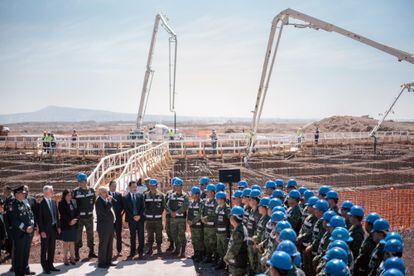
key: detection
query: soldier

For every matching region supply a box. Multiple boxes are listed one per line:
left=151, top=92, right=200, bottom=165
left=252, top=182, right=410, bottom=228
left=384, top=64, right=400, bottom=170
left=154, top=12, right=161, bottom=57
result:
left=275, top=179, right=284, bottom=191
left=286, top=190, right=303, bottom=235
left=165, top=177, right=179, bottom=251
left=144, top=178, right=165, bottom=256
left=267, top=251, right=294, bottom=276
left=353, top=212, right=380, bottom=275
left=246, top=189, right=261, bottom=274
left=318, top=186, right=331, bottom=199
left=2, top=185, right=14, bottom=257
left=10, top=186, right=35, bottom=276
left=272, top=189, right=285, bottom=203
left=167, top=178, right=189, bottom=258
left=284, top=179, right=298, bottom=206
left=340, top=201, right=354, bottom=229
left=348, top=206, right=365, bottom=259
left=237, top=180, right=248, bottom=191
left=224, top=206, right=248, bottom=276
left=73, top=172, right=97, bottom=260
left=256, top=198, right=270, bottom=243
left=199, top=176, right=210, bottom=200
left=301, top=190, right=314, bottom=219
left=276, top=240, right=306, bottom=276
left=367, top=219, right=389, bottom=276
left=241, top=188, right=252, bottom=226
left=264, top=180, right=276, bottom=197
left=231, top=190, right=243, bottom=207
left=187, top=186, right=204, bottom=262
left=214, top=191, right=230, bottom=270
left=201, top=184, right=217, bottom=263
left=326, top=190, right=340, bottom=215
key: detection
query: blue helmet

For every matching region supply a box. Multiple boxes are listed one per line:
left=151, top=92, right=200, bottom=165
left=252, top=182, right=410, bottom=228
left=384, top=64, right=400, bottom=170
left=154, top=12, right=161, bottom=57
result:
left=279, top=228, right=297, bottom=243
left=383, top=257, right=405, bottom=274
left=250, top=189, right=261, bottom=199
left=149, top=178, right=158, bottom=186
left=288, top=190, right=301, bottom=199
left=275, top=179, right=284, bottom=188
left=340, top=200, right=354, bottom=210
left=77, top=173, right=88, bottom=182
left=382, top=269, right=404, bottom=276
left=251, top=184, right=262, bottom=191
left=237, top=180, right=248, bottom=188
left=231, top=206, right=244, bottom=219
left=272, top=206, right=286, bottom=214
left=199, top=176, right=210, bottom=186
left=323, top=247, right=348, bottom=263
left=324, top=259, right=350, bottom=276
left=277, top=240, right=298, bottom=257
left=286, top=179, right=298, bottom=188
left=298, top=186, right=308, bottom=195
left=328, top=240, right=350, bottom=254
left=306, top=196, right=319, bottom=206
left=348, top=205, right=364, bottom=218
left=372, top=218, right=390, bottom=233
left=384, top=239, right=403, bottom=253
left=265, top=180, right=276, bottom=189
left=206, top=184, right=216, bottom=192
left=173, top=178, right=183, bottom=186
left=328, top=215, right=346, bottom=228
left=275, top=221, right=292, bottom=233
left=215, top=191, right=226, bottom=200
left=303, top=190, right=315, bottom=200
left=330, top=227, right=353, bottom=242
left=171, top=177, right=179, bottom=185
left=216, top=182, right=226, bottom=192
left=269, top=198, right=283, bottom=209
left=318, top=185, right=331, bottom=196
left=313, top=199, right=329, bottom=212
left=366, top=212, right=381, bottom=224
left=232, top=190, right=243, bottom=199
left=267, top=251, right=293, bottom=271
left=190, top=186, right=201, bottom=195
left=259, top=197, right=270, bottom=207
left=271, top=211, right=286, bottom=223
left=326, top=190, right=339, bottom=200
left=242, top=188, right=252, bottom=197
left=322, top=210, right=337, bottom=222
left=272, top=189, right=285, bottom=199
left=384, top=232, right=403, bottom=243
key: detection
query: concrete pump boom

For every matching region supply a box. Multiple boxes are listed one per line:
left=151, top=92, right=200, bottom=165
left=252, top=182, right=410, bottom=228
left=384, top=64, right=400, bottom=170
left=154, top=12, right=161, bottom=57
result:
left=246, top=8, right=414, bottom=162
left=136, top=13, right=177, bottom=132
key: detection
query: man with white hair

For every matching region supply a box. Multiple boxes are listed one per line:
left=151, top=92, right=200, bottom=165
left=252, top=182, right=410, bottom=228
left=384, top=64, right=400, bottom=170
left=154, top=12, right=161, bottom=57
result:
left=38, top=185, right=60, bottom=274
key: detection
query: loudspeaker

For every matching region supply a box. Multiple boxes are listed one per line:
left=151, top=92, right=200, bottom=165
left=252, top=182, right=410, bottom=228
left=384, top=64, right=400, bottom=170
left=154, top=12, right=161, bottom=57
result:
left=219, top=168, right=241, bottom=183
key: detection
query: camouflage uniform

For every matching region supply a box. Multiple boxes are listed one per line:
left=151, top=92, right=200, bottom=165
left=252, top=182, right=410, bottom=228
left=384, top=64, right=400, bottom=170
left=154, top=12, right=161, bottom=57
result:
left=187, top=198, right=204, bottom=260
left=306, top=218, right=325, bottom=276
left=287, top=205, right=303, bottom=235
left=255, top=214, right=270, bottom=273
left=246, top=207, right=261, bottom=273
left=224, top=223, right=248, bottom=276
left=243, top=205, right=251, bottom=226
left=73, top=187, right=96, bottom=255
left=313, top=230, right=331, bottom=273
left=353, top=234, right=376, bottom=276
left=165, top=189, right=174, bottom=246
left=144, top=189, right=165, bottom=251
left=289, top=265, right=307, bottom=276
left=367, top=242, right=385, bottom=276
left=349, top=224, right=365, bottom=260
left=298, top=213, right=317, bottom=275
left=329, top=205, right=340, bottom=215
left=167, top=191, right=189, bottom=253
left=215, top=204, right=231, bottom=260
left=201, top=198, right=217, bottom=260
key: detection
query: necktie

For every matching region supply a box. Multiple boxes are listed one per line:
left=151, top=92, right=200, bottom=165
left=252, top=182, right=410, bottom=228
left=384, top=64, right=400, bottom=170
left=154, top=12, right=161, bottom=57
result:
left=49, top=199, right=56, bottom=225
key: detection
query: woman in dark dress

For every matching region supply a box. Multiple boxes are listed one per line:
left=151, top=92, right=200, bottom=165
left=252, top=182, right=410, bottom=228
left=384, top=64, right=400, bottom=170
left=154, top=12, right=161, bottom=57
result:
left=58, top=189, right=78, bottom=265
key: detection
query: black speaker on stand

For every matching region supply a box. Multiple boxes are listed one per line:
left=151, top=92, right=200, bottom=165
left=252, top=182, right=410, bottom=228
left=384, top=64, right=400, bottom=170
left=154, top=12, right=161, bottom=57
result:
left=219, top=168, right=241, bottom=208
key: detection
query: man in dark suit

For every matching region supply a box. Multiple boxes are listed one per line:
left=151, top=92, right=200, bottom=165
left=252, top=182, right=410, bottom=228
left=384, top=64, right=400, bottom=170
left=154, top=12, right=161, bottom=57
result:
left=108, top=180, right=124, bottom=256
left=123, top=181, right=145, bottom=259
left=95, top=186, right=116, bottom=269
left=38, top=185, right=60, bottom=274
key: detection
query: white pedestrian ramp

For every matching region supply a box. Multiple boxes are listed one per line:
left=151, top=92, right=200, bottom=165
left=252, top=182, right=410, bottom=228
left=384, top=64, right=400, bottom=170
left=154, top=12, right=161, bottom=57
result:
left=0, top=259, right=196, bottom=275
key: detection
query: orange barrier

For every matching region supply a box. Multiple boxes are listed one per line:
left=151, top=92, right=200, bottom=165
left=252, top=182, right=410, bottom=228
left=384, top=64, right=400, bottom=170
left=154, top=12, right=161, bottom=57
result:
left=339, top=188, right=414, bottom=229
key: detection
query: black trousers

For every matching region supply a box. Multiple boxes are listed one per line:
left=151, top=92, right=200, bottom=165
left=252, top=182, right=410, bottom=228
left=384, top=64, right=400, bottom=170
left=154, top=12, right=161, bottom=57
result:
left=114, top=216, right=123, bottom=253
left=40, top=228, right=57, bottom=270
left=128, top=220, right=144, bottom=256
left=98, top=228, right=114, bottom=266
left=13, top=233, right=32, bottom=276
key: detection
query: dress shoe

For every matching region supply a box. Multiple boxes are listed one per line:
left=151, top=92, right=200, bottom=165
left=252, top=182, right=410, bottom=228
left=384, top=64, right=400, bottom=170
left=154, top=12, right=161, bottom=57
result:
left=50, top=267, right=60, bottom=272
left=64, top=262, right=70, bottom=266
left=108, top=263, right=117, bottom=267
left=25, top=272, right=36, bottom=275
left=137, top=254, right=144, bottom=260
left=97, top=265, right=108, bottom=269
left=157, top=245, right=162, bottom=254
left=166, top=243, right=174, bottom=251
left=70, top=261, right=76, bottom=265
left=43, top=270, right=51, bottom=274
left=88, top=252, right=98, bottom=258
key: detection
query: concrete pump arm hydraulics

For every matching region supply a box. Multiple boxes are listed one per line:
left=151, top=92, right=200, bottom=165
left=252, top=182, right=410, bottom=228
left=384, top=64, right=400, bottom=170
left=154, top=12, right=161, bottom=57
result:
left=136, top=13, right=177, bottom=134
left=246, top=8, right=414, bottom=162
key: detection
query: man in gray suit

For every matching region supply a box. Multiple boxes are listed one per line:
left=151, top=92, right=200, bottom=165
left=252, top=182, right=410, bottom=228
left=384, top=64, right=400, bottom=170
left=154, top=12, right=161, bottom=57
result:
left=95, top=186, right=116, bottom=269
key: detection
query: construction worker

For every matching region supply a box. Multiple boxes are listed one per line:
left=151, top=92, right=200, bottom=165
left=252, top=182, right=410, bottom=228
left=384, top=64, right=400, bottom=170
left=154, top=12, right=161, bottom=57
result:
left=264, top=180, right=276, bottom=197
left=286, top=190, right=303, bottom=235
left=168, top=128, right=175, bottom=140
left=367, top=218, right=390, bottom=276
left=201, top=183, right=217, bottom=263
left=347, top=205, right=365, bottom=259
left=340, top=200, right=354, bottom=229
left=73, top=173, right=96, bottom=260
left=187, top=186, right=204, bottom=262
left=165, top=177, right=179, bottom=251
left=214, top=191, right=230, bottom=270
left=326, top=190, right=340, bottom=215
left=167, top=178, right=189, bottom=257
left=144, top=178, right=165, bottom=256
left=210, top=129, right=218, bottom=154
left=314, top=127, right=320, bottom=145
left=224, top=206, right=248, bottom=276
left=246, top=189, right=261, bottom=274
left=199, top=176, right=210, bottom=200
left=353, top=212, right=380, bottom=276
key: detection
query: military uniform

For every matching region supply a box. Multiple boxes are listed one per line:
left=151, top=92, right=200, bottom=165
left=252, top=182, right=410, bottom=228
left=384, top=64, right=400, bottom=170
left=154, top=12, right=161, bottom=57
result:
left=298, top=214, right=317, bottom=275
left=144, top=189, right=165, bottom=253
left=73, top=186, right=96, bottom=257
left=353, top=234, right=376, bottom=276
left=201, top=197, right=217, bottom=260
left=224, top=223, right=248, bottom=276
left=349, top=224, right=365, bottom=260
left=255, top=214, right=270, bottom=273
left=329, top=205, right=340, bottom=215
left=3, top=195, right=14, bottom=255
left=10, top=199, right=35, bottom=276
left=165, top=189, right=174, bottom=248
left=287, top=205, right=303, bottom=235
left=167, top=191, right=189, bottom=254
left=367, top=242, right=385, bottom=276
left=289, top=265, right=307, bottom=276
left=243, top=205, right=251, bottom=226
left=313, top=230, right=331, bottom=273
left=187, top=198, right=204, bottom=261
left=306, top=218, right=325, bottom=276
left=246, top=207, right=260, bottom=273
left=215, top=204, right=231, bottom=262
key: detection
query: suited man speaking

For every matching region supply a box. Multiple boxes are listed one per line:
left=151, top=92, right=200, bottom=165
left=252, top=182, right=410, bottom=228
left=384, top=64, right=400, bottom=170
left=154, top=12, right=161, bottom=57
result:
left=108, top=180, right=124, bottom=256
left=123, top=181, right=145, bottom=259
left=38, top=185, right=60, bottom=274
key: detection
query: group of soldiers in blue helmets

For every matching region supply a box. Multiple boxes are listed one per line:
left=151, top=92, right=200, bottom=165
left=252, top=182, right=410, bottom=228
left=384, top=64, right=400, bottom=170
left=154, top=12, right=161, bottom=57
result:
left=178, top=176, right=406, bottom=276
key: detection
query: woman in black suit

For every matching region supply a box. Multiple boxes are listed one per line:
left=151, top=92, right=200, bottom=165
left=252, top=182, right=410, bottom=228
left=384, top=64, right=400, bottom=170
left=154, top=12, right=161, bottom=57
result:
left=58, top=189, right=78, bottom=265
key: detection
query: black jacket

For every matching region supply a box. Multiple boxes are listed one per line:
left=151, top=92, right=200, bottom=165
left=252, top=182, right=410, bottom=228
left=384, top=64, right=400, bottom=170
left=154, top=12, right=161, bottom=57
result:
left=95, top=197, right=114, bottom=231
left=38, top=198, right=60, bottom=233
left=109, top=191, right=123, bottom=218
left=123, top=193, right=145, bottom=223
left=58, top=200, right=78, bottom=231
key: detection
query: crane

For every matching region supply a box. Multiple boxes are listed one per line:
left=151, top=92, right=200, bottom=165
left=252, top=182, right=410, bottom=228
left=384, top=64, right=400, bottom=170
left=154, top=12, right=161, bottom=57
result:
left=370, top=82, right=414, bottom=153
left=132, top=13, right=177, bottom=139
left=246, top=8, right=414, bottom=162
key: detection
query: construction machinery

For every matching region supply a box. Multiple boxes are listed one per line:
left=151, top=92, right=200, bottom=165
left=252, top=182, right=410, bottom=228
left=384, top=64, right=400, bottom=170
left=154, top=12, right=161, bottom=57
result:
left=130, top=13, right=177, bottom=139
left=246, top=8, right=414, bottom=162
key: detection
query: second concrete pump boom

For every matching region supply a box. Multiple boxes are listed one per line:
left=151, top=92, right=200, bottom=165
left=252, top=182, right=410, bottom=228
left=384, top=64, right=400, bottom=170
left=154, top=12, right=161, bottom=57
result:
left=246, top=8, right=414, bottom=161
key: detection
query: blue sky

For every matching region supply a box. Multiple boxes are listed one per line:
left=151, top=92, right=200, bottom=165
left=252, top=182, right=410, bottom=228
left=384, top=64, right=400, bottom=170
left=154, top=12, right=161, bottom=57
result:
left=0, top=0, right=413, bottom=119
